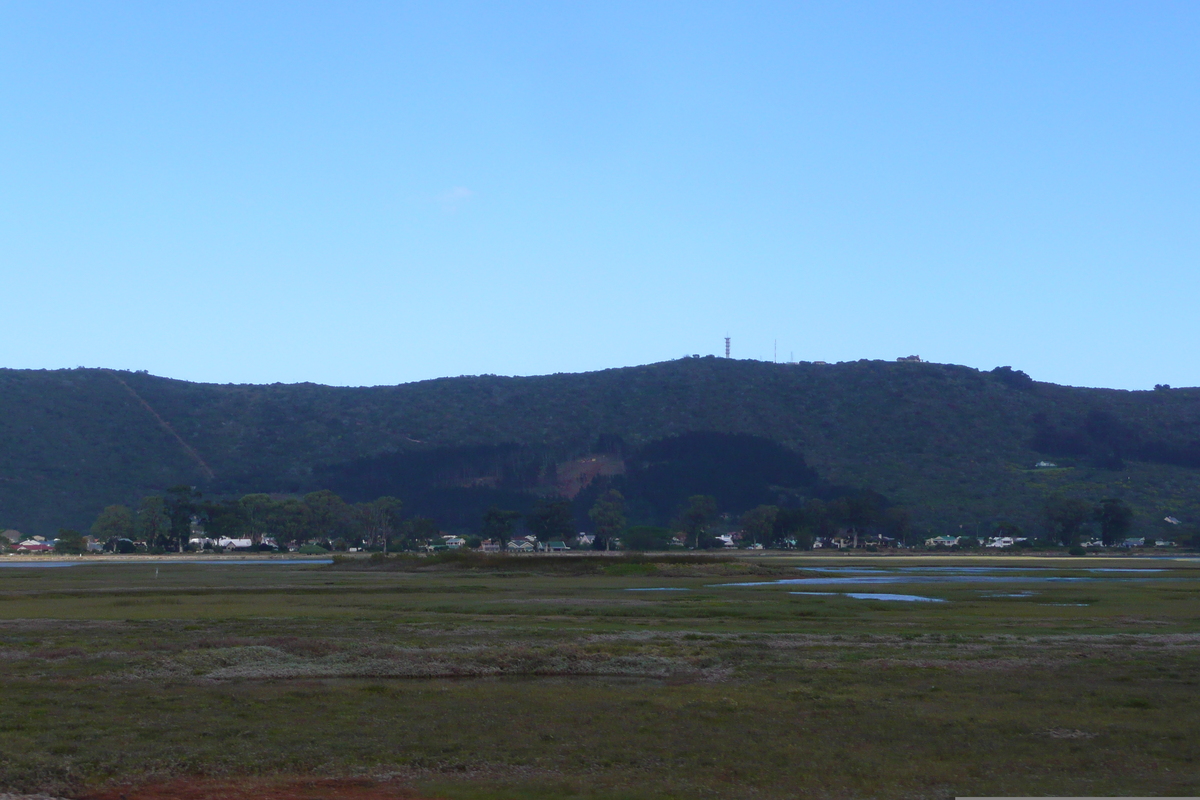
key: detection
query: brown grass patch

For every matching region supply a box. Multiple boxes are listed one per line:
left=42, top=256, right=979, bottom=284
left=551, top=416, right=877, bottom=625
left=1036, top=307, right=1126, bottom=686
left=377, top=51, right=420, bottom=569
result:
left=78, top=776, right=440, bottom=800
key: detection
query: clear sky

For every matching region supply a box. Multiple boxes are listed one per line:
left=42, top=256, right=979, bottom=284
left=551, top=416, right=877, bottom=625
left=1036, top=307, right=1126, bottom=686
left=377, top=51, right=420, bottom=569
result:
left=2, top=2, right=1196, bottom=390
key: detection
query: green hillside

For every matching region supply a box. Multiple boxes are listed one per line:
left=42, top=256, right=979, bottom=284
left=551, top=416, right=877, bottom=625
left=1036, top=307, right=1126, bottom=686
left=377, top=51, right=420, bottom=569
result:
left=2, top=358, right=1198, bottom=537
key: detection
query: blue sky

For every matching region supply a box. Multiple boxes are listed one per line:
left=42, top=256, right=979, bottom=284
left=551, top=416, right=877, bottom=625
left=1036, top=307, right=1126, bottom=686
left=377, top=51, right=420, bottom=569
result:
left=2, top=2, right=1196, bottom=389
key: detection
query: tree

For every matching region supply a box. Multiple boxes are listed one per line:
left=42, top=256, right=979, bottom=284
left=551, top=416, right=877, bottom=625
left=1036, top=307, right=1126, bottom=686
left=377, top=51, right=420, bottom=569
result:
left=622, top=526, right=673, bottom=551
left=91, top=505, right=134, bottom=543
left=55, top=528, right=87, bottom=554
left=527, top=498, right=574, bottom=544
left=775, top=500, right=833, bottom=549
left=354, top=497, right=404, bottom=552
left=264, top=498, right=308, bottom=550
left=405, top=517, right=442, bottom=550
left=239, top=494, right=275, bottom=545
left=879, top=507, right=911, bottom=546
left=739, top=505, right=778, bottom=547
left=1043, top=496, right=1093, bottom=546
left=588, top=490, right=626, bottom=551
left=827, top=490, right=886, bottom=547
left=164, top=486, right=202, bottom=552
left=1096, top=498, right=1134, bottom=546
left=304, top=490, right=349, bottom=541
left=134, top=496, right=170, bottom=548
left=994, top=521, right=1023, bottom=538
left=481, top=507, right=520, bottom=549
left=676, top=495, right=718, bottom=549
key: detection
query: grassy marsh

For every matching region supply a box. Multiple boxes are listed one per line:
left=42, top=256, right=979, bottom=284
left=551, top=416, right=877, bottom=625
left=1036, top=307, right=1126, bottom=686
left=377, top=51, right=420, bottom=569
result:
left=0, top=553, right=1198, bottom=798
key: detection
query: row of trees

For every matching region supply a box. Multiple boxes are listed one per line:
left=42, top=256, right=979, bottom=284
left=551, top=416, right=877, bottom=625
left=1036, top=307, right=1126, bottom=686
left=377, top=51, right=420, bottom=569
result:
left=491, top=488, right=911, bottom=552
left=88, top=486, right=1138, bottom=555
left=90, top=487, right=439, bottom=552
left=1042, top=496, right=1134, bottom=547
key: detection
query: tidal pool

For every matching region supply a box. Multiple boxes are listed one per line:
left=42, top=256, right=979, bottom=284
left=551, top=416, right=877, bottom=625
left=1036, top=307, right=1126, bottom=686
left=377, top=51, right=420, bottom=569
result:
left=790, top=591, right=946, bottom=602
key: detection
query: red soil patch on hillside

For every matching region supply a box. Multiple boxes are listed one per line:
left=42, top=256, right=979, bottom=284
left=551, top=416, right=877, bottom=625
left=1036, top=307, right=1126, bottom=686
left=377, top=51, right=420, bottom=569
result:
left=78, top=776, right=443, bottom=800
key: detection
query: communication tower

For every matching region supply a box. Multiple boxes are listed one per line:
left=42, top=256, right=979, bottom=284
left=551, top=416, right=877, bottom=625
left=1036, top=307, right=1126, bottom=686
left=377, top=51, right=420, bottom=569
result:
left=725, top=337, right=730, bottom=358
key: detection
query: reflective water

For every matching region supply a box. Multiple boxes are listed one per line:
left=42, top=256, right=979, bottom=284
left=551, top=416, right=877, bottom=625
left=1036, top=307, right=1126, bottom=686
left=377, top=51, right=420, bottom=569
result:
left=717, top=575, right=1093, bottom=587
left=624, top=587, right=690, bottom=591
left=716, top=563, right=1185, bottom=588
left=790, top=591, right=946, bottom=602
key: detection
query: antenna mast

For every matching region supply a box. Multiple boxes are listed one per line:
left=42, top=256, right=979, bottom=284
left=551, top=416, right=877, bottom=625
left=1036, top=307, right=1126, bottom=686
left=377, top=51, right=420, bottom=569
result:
left=725, top=337, right=730, bottom=358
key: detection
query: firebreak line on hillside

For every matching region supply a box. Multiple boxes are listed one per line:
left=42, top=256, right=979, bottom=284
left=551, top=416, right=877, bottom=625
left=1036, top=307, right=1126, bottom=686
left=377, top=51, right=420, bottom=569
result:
left=108, top=371, right=216, bottom=481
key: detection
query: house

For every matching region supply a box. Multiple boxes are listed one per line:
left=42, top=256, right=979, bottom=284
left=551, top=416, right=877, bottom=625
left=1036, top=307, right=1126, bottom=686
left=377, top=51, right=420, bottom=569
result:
left=925, top=535, right=960, bottom=547
left=479, top=539, right=501, bottom=553
left=15, top=540, right=54, bottom=553
left=541, top=541, right=569, bottom=552
left=714, top=534, right=737, bottom=548
left=1165, top=516, right=1182, bottom=526
left=1035, top=461, right=1058, bottom=468
left=896, top=355, right=922, bottom=363
left=575, top=533, right=595, bottom=547
left=1120, top=537, right=1144, bottom=548
left=217, top=537, right=254, bottom=549
left=507, top=539, right=535, bottom=552
left=985, top=537, right=1020, bottom=548
left=443, top=536, right=466, bottom=549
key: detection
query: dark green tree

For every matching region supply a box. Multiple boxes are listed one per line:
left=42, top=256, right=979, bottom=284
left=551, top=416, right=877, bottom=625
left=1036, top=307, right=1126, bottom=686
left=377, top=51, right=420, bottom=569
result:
left=239, top=494, right=274, bottom=545
left=91, top=505, right=134, bottom=544
left=527, top=498, right=574, bottom=545
left=404, top=517, right=442, bottom=549
left=1096, top=498, right=1134, bottom=546
left=879, top=507, right=911, bottom=545
left=481, top=506, right=521, bottom=549
left=264, top=498, right=308, bottom=549
left=354, top=496, right=404, bottom=552
left=54, top=528, right=87, bottom=554
left=303, top=490, right=349, bottom=540
left=203, top=500, right=250, bottom=541
left=134, top=496, right=170, bottom=547
left=740, top=505, right=778, bottom=547
left=588, top=490, right=626, bottom=551
left=164, top=486, right=202, bottom=552
left=676, top=494, right=718, bottom=549
left=621, top=526, right=673, bottom=551
left=1043, top=496, right=1093, bottom=546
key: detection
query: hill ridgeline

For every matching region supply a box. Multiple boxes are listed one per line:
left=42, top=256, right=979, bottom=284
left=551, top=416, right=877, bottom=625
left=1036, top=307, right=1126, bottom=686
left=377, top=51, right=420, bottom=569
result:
left=2, top=358, right=1198, bottom=537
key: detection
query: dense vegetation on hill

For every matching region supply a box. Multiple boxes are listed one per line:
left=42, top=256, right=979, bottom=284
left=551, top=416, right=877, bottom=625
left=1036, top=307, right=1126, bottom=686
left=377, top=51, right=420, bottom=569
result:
left=2, top=358, right=1198, bottom=537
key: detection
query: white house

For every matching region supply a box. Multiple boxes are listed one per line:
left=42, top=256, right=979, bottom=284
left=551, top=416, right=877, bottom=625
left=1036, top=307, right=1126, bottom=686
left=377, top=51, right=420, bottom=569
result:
left=925, top=535, right=960, bottom=547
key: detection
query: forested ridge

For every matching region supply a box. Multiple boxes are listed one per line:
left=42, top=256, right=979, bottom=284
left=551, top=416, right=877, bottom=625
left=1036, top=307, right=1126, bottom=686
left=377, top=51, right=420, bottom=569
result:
left=2, top=358, right=1199, bottom=536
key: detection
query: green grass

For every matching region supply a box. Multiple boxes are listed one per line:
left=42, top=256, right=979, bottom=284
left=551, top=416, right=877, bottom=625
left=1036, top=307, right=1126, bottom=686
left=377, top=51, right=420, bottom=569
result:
left=1, top=554, right=1199, bottom=798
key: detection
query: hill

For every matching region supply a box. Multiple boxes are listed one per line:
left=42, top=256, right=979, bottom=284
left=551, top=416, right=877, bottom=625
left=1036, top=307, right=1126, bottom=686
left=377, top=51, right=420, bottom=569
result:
left=2, top=358, right=1198, bottom=537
